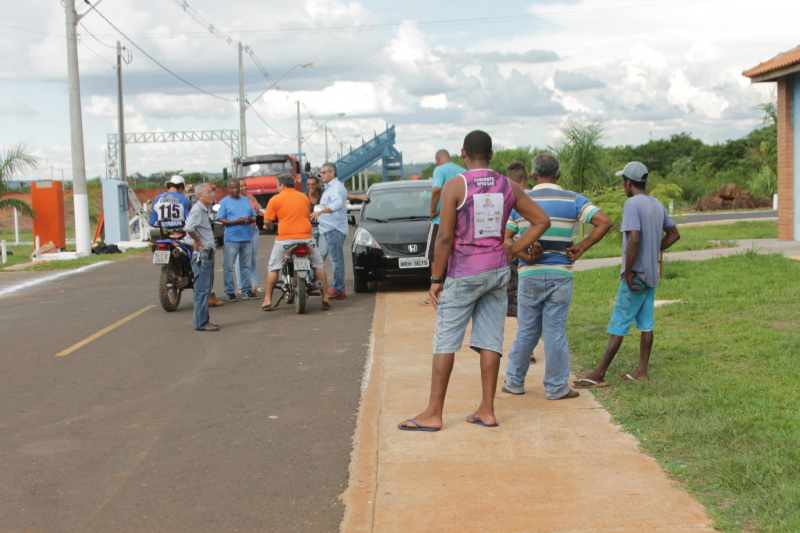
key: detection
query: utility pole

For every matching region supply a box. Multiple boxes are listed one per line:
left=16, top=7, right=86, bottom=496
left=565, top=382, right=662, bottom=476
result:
left=325, top=126, right=328, bottom=162
left=116, top=41, right=127, bottom=181
left=296, top=101, right=302, bottom=154
left=64, top=0, right=91, bottom=257
left=238, top=42, right=247, bottom=158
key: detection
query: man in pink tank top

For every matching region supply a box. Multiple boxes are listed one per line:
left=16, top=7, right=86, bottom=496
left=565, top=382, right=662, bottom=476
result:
left=398, top=130, right=551, bottom=431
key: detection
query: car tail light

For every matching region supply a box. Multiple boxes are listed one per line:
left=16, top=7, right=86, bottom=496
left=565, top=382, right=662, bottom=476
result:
left=294, top=244, right=309, bottom=257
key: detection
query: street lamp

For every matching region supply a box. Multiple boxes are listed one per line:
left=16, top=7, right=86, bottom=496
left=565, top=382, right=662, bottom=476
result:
left=239, top=60, right=313, bottom=158
left=247, top=62, right=313, bottom=109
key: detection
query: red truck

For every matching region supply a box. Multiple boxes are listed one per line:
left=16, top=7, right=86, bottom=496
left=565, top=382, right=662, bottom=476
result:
left=234, top=154, right=308, bottom=231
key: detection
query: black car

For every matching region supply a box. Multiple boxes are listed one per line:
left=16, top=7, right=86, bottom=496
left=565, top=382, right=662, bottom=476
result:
left=351, top=180, right=432, bottom=292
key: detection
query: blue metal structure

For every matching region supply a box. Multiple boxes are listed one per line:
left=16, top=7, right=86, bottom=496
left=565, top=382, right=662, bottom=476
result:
left=334, top=125, right=404, bottom=183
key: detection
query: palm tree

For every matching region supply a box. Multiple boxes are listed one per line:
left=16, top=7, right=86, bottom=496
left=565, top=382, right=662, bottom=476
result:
left=550, top=119, right=609, bottom=238
left=0, top=144, right=39, bottom=218
left=550, top=119, right=608, bottom=194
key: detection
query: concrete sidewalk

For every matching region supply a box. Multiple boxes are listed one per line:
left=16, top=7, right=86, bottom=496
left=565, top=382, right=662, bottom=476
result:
left=339, top=239, right=800, bottom=531
left=341, top=290, right=716, bottom=533
left=574, top=238, right=800, bottom=271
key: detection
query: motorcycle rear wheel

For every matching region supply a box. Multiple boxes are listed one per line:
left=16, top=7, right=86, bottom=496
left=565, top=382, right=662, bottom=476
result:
left=159, top=261, right=182, bottom=312
left=293, top=272, right=307, bottom=314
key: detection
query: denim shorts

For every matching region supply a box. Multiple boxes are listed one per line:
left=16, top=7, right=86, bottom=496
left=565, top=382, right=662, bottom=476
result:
left=607, top=277, right=656, bottom=336
left=433, top=267, right=510, bottom=355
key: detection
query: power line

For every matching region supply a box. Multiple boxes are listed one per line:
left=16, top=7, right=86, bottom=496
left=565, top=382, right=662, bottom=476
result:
left=79, top=41, right=115, bottom=68
left=168, top=0, right=280, bottom=89
left=90, top=3, right=237, bottom=102
left=78, top=21, right=116, bottom=49
left=79, top=0, right=707, bottom=39
left=0, top=22, right=60, bottom=37
left=249, top=105, right=293, bottom=140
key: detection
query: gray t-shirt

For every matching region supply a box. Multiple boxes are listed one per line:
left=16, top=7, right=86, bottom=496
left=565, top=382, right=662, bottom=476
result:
left=619, top=194, right=674, bottom=288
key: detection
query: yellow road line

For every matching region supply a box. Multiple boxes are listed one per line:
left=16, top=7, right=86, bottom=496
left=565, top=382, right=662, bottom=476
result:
left=55, top=305, right=155, bottom=357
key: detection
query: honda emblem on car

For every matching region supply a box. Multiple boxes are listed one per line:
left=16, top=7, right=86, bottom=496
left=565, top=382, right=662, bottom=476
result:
left=408, top=244, right=417, bottom=253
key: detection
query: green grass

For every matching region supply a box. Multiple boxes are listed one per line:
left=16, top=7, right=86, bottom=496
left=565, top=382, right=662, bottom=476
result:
left=568, top=252, right=800, bottom=532
left=0, top=228, right=78, bottom=242
left=0, top=243, right=35, bottom=267
left=580, top=221, right=778, bottom=260
left=1, top=244, right=148, bottom=271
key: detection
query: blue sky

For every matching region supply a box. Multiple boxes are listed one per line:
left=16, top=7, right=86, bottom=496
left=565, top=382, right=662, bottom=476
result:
left=1, top=0, right=796, bottom=181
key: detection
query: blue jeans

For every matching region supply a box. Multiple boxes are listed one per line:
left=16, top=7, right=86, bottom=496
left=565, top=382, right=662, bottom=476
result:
left=504, top=273, right=573, bottom=399
left=236, top=225, right=260, bottom=290
left=433, top=267, right=510, bottom=355
left=223, top=240, right=252, bottom=295
left=321, top=229, right=346, bottom=293
left=192, top=252, right=215, bottom=330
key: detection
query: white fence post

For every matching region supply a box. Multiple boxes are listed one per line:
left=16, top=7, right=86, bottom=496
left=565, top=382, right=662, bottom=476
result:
left=14, top=208, right=20, bottom=243
left=1, top=240, right=7, bottom=264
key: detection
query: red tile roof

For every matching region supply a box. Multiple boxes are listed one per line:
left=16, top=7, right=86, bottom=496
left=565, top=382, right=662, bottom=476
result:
left=743, top=45, right=800, bottom=81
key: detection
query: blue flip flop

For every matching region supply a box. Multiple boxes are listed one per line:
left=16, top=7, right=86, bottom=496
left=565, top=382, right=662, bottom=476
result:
left=467, top=413, right=499, bottom=428
left=398, top=419, right=439, bottom=432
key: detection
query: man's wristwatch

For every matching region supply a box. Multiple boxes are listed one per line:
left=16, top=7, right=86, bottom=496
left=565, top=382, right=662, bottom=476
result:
left=430, top=276, right=445, bottom=284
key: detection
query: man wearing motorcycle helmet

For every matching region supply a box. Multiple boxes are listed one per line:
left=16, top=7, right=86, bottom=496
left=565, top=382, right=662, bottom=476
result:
left=260, top=174, right=331, bottom=311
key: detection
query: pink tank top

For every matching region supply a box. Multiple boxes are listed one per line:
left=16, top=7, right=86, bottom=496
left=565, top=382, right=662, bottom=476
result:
left=447, top=169, right=515, bottom=278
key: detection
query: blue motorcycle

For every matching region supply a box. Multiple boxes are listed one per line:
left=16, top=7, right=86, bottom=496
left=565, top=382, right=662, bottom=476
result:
left=150, top=229, right=194, bottom=312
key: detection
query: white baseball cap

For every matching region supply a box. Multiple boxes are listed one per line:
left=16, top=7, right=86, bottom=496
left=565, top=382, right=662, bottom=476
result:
left=167, top=175, right=185, bottom=186
left=615, top=161, right=649, bottom=183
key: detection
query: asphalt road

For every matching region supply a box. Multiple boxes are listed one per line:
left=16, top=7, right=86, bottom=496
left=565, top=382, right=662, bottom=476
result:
left=675, top=209, right=776, bottom=225
left=0, top=233, right=374, bottom=532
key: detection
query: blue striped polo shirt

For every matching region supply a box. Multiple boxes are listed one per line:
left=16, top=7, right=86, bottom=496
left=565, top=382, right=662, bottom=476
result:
left=506, top=184, right=601, bottom=278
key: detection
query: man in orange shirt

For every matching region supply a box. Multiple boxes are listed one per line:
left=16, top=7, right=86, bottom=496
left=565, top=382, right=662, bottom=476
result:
left=261, top=174, right=331, bottom=311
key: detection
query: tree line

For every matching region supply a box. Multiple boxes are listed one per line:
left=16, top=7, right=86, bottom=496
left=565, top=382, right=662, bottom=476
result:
left=420, top=102, right=777, bottom=210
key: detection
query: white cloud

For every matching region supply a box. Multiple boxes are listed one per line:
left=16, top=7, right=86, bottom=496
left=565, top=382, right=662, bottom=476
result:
left=686, top=42, right=721, bottom=64
left=2, top=0, right=797, bottom=180
left=420, top=94, right=448, bottom=109
left=667, top=69, right=729, bottom=119
left=137, top=93, right=237, bottom=119
left=85, top=95, right=117, bottom=118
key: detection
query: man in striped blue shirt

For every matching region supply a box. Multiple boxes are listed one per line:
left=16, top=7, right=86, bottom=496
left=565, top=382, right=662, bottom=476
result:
left=502, top=153, right=612, bottom=400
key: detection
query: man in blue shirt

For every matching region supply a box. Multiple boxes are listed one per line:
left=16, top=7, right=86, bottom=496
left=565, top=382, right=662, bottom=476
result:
left=217, top=179, right=257, bottom=302
left=149, top=175, right=192, bottom=234
left=310, top=162, right=348, bottom=300
left=574, top=161, right=680, bottom=388
left=420, top=150, right=465, bottom=306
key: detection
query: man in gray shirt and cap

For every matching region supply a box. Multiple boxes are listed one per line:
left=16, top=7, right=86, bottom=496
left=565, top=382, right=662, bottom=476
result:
left=185, top=183, right=220, bottom=331
left=574, top=162, right=680, bottom=388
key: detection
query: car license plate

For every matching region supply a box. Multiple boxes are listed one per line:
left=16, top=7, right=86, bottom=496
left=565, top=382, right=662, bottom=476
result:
left=153, top=250, right=170, bottom=264
left=294, top=257, right=311, bottom=270
left=399, top=257, right=429, bottom=269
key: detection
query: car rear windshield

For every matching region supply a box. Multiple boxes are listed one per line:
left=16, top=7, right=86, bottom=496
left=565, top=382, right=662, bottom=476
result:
left=364, top=188, right=431, bottom=221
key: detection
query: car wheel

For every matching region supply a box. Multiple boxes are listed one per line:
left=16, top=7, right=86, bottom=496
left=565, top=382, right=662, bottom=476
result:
left=353, top=270, right=370, bottom=293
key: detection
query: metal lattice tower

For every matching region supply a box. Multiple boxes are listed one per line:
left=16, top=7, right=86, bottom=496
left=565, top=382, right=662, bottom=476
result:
left=106, top=130, right=240, bottom=179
